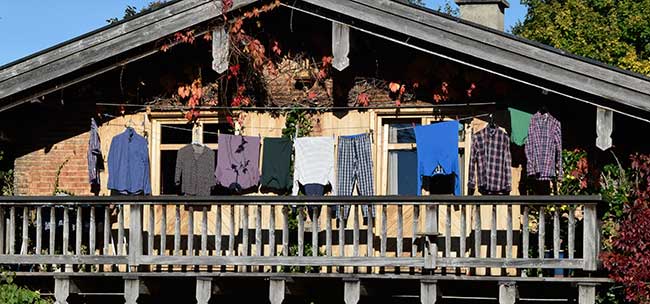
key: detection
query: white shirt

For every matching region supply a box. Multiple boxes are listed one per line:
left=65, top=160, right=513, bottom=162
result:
left=292, top=136, right=336, bottom=195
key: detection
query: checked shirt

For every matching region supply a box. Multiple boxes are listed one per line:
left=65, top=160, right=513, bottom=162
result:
left=525, top=112, right=562, bottom=180
left=468, top=125, right=512, bottom=194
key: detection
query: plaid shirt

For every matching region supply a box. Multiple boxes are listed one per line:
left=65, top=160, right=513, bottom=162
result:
left=525, top=112, right=562, bottom=180
left=468, top=126, right=512, bottom=194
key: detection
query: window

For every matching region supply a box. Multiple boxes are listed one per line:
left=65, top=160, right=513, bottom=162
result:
left=376, top=114, right=470, bottom=196
left=150, top=118, right=233, bottom=195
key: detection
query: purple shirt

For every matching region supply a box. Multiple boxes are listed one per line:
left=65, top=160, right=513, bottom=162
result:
left=525, top=112, right=562, bottom=180
left=215, top=134, right=261, bottom=191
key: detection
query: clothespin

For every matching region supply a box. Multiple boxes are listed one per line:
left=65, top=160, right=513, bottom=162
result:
left=369, top=129, right=374, bottom=144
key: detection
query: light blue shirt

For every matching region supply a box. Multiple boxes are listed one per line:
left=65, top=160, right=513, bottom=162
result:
left=414, top=121, right=461, bottom=196
left=107, top=128, right=151, bottom=195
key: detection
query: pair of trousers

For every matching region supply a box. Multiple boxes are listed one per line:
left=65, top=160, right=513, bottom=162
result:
left=336, top=133, right=374, bottom=219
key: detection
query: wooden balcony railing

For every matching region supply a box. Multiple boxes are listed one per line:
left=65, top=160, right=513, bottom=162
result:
left=0, top=195, right=601, bottom=276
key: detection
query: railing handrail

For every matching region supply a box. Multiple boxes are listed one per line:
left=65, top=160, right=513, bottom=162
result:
left=0, top=195, right=603, bottom=205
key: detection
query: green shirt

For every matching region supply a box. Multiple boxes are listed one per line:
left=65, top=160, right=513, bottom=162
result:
left=508, top=108, right=533, bottom=146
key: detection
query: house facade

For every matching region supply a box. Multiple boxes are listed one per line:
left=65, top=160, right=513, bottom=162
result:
left=1, top=0, right=649, bottom=303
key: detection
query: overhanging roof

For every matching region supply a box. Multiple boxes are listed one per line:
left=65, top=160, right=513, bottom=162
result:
left=1, top=0, right=650, bottom=120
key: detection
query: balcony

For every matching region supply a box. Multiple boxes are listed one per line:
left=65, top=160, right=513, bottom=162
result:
left=0, top=195, right=606, bottom=303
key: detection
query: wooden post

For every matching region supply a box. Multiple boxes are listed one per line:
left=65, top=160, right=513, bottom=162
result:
left=498, top=282, right=517, bottom=304
left=583, top=204, right=598, bottom=271
left=124, top=277, right=140, bottom=304
left=54, top=277, right=70, bottom=304
left=578, top=283, right=597, bottom=304
left=196, top=277, right=212, bottom=304
left=343, top=279, right=360, bottom=304
left=129, top=204, right=143, bottom=268
left=269, top=278, right=286, bottom=304
left=420, top=280, right=439, bottom=304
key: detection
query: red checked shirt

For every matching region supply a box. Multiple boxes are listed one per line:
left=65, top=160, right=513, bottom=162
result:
left=525, top=112, right=562, bottom=180
left=468, top=125, right=512, bottom=194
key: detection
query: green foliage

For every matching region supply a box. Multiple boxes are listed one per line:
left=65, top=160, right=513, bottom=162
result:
left=52, top=159, right=74, bottom=196
left=282, top=109, right=313, bottom=139
left=106, top=1, right=169, bottom=24
left=559, top=149, right=591, bottom=195
left=0, top=270, right=50, bottom=304
left=513, top=0, right=650, bottom=76
left=407, top=0, right=426, bottom=6
left=0, top=151, right=13, bottom=196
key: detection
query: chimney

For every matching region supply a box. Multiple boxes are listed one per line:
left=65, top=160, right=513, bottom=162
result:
left=454, top=0, right=509, bottom=31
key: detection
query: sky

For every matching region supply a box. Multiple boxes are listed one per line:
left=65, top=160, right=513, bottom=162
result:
left=0, top=0, right=527, bottom=66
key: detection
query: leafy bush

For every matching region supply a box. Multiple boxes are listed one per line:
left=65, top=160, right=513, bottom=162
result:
left=0, top=271, right=50, bottom=304
left=601, top=154, right=650, bottom=303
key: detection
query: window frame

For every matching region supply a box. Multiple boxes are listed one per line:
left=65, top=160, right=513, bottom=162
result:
left=374, top=111, right=472, bottom=196
left=150, top=115, right=226, bottom=195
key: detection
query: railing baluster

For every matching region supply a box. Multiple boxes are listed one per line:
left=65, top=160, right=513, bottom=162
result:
left=0, top=207, right=4, bottom=254
left=215, top=205, right=222, bottom=256
left=256, top=205, right=262, bottom=257
left=148, top=205, right=154, bottom=256
left=118, top=206, right=124, bottom=256
left=21, top=207, right=28, bottom=255
left=473, top=205, right=481, bottom=258
left=229, top=205, right=235, bottom=256
left=367, top=207, right=374, bottom=258
left=9, top=206, right=15, bottom=255
left=63, top=207, right=69, bottom=256
left=553, top=206, right=560, bottom=259
left=412, top=205, right=419, bottom=258
left=174, top=205, right=181, bottom=256
left=381, top=205, right=387, bottom=257
left=353, top=206, right=359, bottom=257
left=298, top=207, right=304, bottom=257
left=397, top=205, right=403, bottom=257
left=460, top=205, right=466, bottom=258
left=523, top=206, right=529, bottom=260
left=326, top=205, right=332, bottom=257
left=160, top=206, right=167, bottom=256
left=36, top=207, right=42, bottom=255
left=490, top=205, right=497, bottom=259
left=103, top=207, right=110, bottom=255
left=50, top=207, right=56, bottom=255
left=188, top=206, right=194, bottom=256
left=568, top=206, right=575, bottom=259
left=312, top=207, right=318, bottom=257
left=242, top=205, right=249, bottom=258
left=282, top=206, right=289, bottom=258
left=269, top=205, right=276, bottom=257
left=539, top=206, right=545, bottom=259
left=338, top=206, right=344, bottom=258
left=445, top=205, right=452, bottom=259
left=202, top=207, right=208, bottom=256
left=506, top=205, right=513, bottom=259
left=89, top=206, right=96, bottom=255
left=76, top=206, right=82, bottom=256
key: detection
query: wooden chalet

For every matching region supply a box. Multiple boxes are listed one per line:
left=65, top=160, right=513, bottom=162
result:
left=1, top=0, right=650, bottom=303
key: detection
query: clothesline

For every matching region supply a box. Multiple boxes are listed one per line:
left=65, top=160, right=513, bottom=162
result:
left=390, top=113, right=491, bottom=131
left=95, top=102, right=496, bottom=112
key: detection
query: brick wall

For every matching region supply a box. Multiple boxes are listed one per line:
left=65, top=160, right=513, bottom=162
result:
left=14, top=131, right=92, bottom=196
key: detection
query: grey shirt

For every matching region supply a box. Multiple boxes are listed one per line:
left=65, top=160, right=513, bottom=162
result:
left=175, top=144, right=216, bottom=196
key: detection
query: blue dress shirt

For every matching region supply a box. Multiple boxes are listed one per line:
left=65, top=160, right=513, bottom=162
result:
left=107, top=127, right=151, bottom=195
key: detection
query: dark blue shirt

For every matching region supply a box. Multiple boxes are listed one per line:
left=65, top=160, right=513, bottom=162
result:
left=107, top=128, right=151, bottom=195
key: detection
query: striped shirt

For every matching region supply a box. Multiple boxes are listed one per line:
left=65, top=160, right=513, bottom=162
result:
left=525, top=112, right=563, bottom=180
left=292, top=137, right=336, bottom=195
